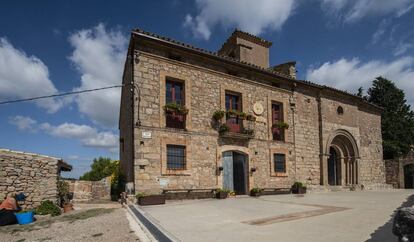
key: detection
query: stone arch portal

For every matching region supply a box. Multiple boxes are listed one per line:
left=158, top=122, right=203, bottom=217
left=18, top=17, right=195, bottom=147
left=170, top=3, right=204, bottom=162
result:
left=323, top=130, right=359, bottom=186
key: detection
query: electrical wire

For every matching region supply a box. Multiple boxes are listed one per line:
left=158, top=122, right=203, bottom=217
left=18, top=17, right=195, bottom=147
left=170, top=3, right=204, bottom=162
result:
left=0, top=84, right=126, bottom=105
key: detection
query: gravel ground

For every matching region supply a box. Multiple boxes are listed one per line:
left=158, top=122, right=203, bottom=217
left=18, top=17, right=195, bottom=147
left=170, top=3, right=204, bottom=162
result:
left=0, top=206, right=139, bottom=242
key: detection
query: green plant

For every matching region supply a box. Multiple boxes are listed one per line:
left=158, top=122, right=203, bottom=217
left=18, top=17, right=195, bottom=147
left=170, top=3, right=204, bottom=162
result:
left=57, top=179, right=70, bottom=206
left=272, top=121, right=289, bottom=129
left=218, top=124, right=230, bottom=134
left=216, top=188, right=230, bottom=193
left=292, top=181, right=306, bottom=189
left=250, top=187, right=262, bottom=193
left=212, top=110, right=226, bottom=121
left=135, top=192, right=146, bottom=199
left=163, top=103, right=189, bottom=115
left=243, top=128, right=254, bottom=136
left=246, top=114, right=256, bottom=121
left=226, top=110, right=247, bottom=119
left=35, top=200, right=61, bottom=217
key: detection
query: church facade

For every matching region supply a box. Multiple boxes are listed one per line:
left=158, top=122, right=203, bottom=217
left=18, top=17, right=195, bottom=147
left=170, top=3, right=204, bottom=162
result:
left=119, top=29, right=386, bottom=195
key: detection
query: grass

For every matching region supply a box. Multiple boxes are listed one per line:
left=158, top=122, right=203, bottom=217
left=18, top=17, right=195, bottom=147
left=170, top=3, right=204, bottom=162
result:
left=0, top=208, right=115, bottom=234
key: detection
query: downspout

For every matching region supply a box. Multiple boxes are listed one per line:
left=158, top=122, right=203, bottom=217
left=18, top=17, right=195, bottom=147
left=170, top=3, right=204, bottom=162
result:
left=290, top=83, right=297, bottom=181
left=317, top=91, right=325, bottom=185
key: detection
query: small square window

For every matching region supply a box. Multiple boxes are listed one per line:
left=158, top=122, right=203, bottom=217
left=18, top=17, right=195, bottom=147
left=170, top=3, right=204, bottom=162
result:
left=167, top=145, right=186, bottom=170
left=274, top=153, right=286, bottom=173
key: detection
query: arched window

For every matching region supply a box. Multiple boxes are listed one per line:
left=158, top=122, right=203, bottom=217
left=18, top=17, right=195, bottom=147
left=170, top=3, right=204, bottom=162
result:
left=337, top=106, right=344, bottom=115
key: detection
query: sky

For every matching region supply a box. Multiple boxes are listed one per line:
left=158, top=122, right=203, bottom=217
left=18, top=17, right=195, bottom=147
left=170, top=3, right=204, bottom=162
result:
left=1, top=0, right=414, bottom=178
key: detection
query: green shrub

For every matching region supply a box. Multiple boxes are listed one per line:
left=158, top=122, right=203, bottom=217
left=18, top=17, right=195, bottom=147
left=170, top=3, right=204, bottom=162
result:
left=135, top=192, right=146, bottom=199
left=35, top=200, right=61, bottom=217
left=218, top=124, right=230, bottom=134
left=292, top=181, right=306, bottom=189
left=212, top=110, right=225, bottom=121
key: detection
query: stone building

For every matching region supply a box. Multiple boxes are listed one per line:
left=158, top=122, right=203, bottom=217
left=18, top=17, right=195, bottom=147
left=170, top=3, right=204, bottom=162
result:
left=119, top=29, right=386, bottom=195
left=385, top=147, right=414, bottom=189
left=0, top=149, right=72, bottom=208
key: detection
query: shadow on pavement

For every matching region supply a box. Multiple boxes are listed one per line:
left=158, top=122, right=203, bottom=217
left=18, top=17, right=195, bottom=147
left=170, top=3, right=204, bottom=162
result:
left=365, top=192, right=414, bottom=242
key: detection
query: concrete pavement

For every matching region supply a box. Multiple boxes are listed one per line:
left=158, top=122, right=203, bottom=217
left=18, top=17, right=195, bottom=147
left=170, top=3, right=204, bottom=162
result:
left=137, top=190, right=414, bottom=242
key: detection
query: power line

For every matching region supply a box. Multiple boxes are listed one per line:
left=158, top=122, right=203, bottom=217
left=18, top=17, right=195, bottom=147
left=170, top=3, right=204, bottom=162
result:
left=0, top=84, right=126, bottom=105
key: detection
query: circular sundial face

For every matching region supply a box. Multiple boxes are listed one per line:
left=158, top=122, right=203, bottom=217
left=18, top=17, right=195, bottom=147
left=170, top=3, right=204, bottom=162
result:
left=253, top=102, right=264, bottom=116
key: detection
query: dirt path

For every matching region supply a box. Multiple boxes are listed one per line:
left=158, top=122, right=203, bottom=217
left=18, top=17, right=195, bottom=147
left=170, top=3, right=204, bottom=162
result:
left=0, top=206, right=139, bottom=242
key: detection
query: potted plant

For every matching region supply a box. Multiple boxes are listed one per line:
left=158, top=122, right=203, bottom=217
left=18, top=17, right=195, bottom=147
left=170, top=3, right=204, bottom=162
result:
left=136, top=193, right=166, bottom=206
left=212, top=110, right=226, bottom=121
left=243, top=128, right=254, bottom=136
left=272, top=121, right=289, bottom=129
left=58, top=179, right=73, bottom=213
left=215, top=188, right=229, bottom=199
left=15, top=210, right=34, bottom=225
left=218, top=124, right=230, bottom=135
left=226, top=110, right=239, bottom=118
left=246, top=114, right=256, bottom=121
left=163, top=103, right=189, bottom=115
left=250, top=187, right=262, bottom=197
left=291, top=182, right=307, bottom=194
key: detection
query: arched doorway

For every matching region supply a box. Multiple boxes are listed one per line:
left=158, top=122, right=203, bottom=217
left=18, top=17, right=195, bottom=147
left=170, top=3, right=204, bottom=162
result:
left=404, top=164, right=414, bottom=189
left=328, top=147, right=341, bottom=185
left=222, top=151, right=248, bottom=194
left=324, top=130, right=359, bottom=186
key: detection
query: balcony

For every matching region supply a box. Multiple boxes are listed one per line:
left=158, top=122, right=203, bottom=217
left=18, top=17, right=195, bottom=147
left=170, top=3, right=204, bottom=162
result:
left=218, top=116, right=255, bottom=139
left=166, top=112, right=186, bottom=129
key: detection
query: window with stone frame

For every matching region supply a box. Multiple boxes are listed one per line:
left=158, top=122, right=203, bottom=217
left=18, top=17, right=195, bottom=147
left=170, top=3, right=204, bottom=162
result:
left=166, top=145, right=186, bottom=170
left=271, top=102, right=284, bottom=141
left=273, top=153, right=286, bottom=173
left=165, top=78, right=186, bottom=129
left=225, top=91, right=242, bottom=133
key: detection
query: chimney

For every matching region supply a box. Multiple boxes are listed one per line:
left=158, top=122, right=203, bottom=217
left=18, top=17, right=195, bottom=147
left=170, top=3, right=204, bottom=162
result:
left=218, top=29, right=272, bottom=68
left=272, top=61, right=297, bottom=79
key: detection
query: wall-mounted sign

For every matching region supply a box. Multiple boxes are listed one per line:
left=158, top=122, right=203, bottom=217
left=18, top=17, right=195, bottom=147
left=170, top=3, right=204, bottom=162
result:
left=159, top=178, right=169, bottom=187
left=142, top=131, right=152, bottom=139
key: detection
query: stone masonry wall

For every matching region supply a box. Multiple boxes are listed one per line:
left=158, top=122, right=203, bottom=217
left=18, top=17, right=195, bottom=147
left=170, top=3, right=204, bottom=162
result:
left=0, top=149, right=59, bottom=209
left=66, top=177, right=111, bottom=202
left=121, top=42, right=386, bottom=194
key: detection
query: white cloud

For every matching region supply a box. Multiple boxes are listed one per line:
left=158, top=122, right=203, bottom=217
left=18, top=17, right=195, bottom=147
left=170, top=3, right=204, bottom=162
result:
left=306, top=56, right=414, bottom=106
left=183, top=0, right=296, bottom=40
left=0, top=38, right=63, bottom=112
left=320, top=0, right=414, bottom=22
left=40, top=122, right=119, bottom=152
left=8, top=116, right=38, bottom=132
left=394, top=42, right=413, bottom=56
left=68, top=24, right=128, bottom=128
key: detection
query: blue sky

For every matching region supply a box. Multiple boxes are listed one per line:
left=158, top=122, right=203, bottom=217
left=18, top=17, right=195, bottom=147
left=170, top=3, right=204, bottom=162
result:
left=1, top=0, right=414, bottom=178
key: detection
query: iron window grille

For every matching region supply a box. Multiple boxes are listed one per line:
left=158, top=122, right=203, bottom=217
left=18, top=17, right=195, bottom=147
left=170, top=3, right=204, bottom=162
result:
left=166, top=145, right=186, bottom=170
left=274, top=153, right=286, bottom=173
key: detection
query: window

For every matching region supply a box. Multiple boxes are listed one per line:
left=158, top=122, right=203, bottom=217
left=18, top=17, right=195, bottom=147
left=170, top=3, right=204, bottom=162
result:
left=274, top=153, right=286, bottom=173
left=166, top=79, right=184, bottom=105
left=225, top=92, right=242, bottom=133
left=167, top=145, right=186, bottom=170
left=337, top=106, right=344, bottom=115
left=271, top=102, right=284, bottom=141
left=166, top=78, right=185, bottom=129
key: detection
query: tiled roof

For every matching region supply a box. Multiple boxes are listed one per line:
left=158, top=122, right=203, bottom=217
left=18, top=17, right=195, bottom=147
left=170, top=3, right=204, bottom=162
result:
left=131, top=28, right=381, bottom=111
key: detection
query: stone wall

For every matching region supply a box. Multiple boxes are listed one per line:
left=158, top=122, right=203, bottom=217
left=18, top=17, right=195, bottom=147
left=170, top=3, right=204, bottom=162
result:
left=66, top=177, right=111, bottom=202
left=0, top=149, right=60, bottom=209
left=120, top=34, right=386, bottom=194
left=385, top=159, right=400, bottom=188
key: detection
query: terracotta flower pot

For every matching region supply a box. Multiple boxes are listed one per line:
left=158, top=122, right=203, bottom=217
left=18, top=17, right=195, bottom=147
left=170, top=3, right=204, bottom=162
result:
left=63, top=203, right=74, bottom=213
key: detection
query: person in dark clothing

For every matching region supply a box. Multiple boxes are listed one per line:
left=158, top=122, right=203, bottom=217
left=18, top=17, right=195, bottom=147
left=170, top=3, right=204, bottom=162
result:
left=0, top=192, right=26, bottom=226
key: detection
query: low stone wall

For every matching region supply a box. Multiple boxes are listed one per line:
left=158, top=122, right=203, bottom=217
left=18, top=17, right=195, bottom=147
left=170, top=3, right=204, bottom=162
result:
left=0, top=149, right=60, bottom=209
left=385, top=159, right=400, bottom=188
left=67, top=177, right=111, bottom=202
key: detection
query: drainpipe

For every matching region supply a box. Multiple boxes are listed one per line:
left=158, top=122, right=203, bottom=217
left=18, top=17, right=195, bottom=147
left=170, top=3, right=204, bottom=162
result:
left=317, top=91, right=325, bottom=185
left=290, top=83, right=297, bottom=182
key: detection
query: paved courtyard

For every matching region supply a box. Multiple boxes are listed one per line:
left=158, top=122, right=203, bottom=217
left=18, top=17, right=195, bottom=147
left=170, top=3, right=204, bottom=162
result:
left=139, top=190, right=414, bottom=242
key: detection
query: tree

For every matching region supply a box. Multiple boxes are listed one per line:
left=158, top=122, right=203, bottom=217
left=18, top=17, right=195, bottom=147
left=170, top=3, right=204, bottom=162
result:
left=367, top=77, right=414, bottom=159
left=356, top=86, right=364, bottom=98
left=80, top=157, right=117, bottom=181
